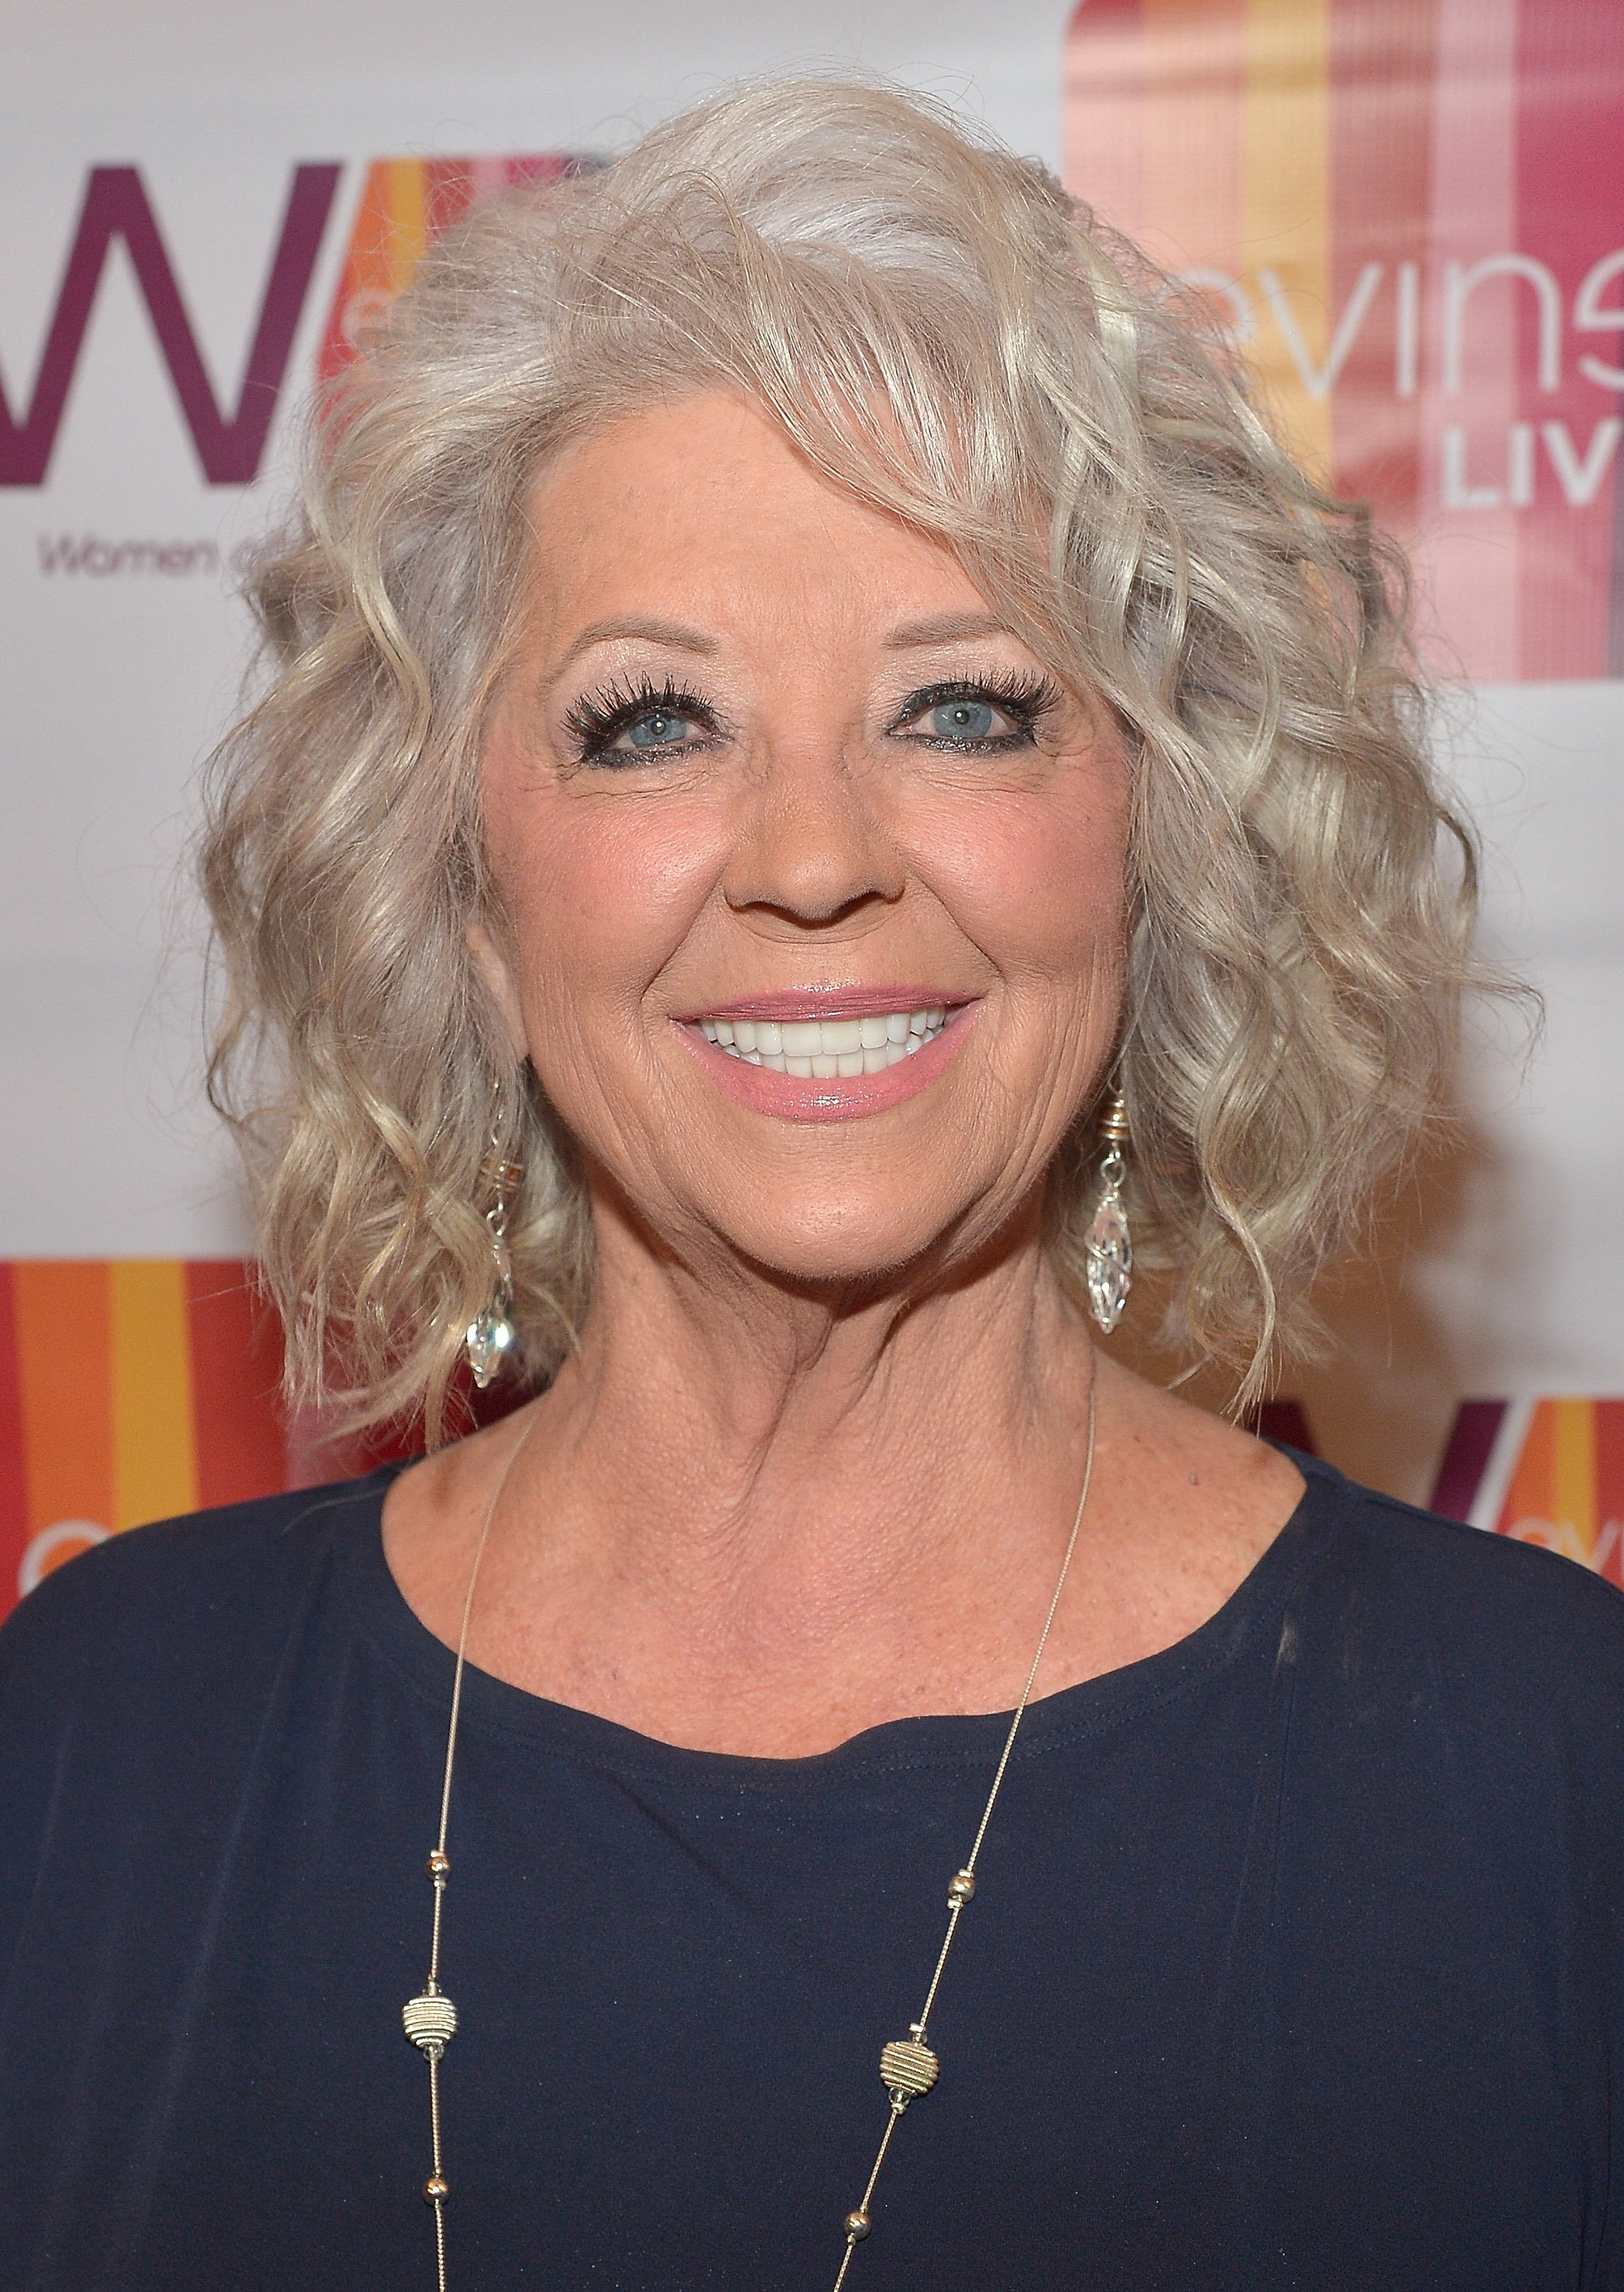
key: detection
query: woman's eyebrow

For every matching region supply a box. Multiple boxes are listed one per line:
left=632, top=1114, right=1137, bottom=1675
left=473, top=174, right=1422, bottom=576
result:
left=885, top=611, right=1015, bottom=649
left=555, top=616, right=720, bottom=669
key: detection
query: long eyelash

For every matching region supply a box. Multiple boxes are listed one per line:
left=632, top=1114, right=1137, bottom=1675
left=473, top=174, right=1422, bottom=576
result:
left=564, top=675, right=717, bottom=763
left=889, top=670, right=1063, bottom=743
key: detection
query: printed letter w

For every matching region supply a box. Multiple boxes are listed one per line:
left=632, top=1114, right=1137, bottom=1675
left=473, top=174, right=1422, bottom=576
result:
left=0, top=163, right=341, bottom=487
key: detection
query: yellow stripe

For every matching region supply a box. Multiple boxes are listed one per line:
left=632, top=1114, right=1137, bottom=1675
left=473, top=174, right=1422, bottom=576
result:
left=1243, top=0, right=1333, bottom=477
left=1551, top=1397, right=1597, bottom=1557
left=110, top=1261, right=198, bottom=1531
left=385, top=159, right=430, bottom=296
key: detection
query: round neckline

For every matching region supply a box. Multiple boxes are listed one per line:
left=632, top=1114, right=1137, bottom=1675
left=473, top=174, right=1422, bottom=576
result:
left=335, top=1449, right=1347, bottom=1792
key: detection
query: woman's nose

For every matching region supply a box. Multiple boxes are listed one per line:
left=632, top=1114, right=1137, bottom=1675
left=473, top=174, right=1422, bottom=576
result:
left=720, top=736, right=907, bottom=932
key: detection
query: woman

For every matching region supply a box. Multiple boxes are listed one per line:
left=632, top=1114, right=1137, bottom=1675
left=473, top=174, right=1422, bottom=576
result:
left=2, top=77, right=1620, bottom=2292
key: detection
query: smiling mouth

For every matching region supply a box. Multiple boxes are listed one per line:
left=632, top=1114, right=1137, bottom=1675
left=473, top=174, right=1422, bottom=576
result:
left=696, top=1005, right=949, bottom=1077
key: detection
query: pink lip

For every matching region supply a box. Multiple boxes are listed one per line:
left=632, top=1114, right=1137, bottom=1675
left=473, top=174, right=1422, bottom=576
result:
left=672, top=986, right=971, bottom=1025
left=676, top=1002, right=979, bottom=1125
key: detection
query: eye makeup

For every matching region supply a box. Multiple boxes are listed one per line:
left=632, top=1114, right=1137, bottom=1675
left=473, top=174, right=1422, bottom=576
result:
left=561, top=665, right=1065, bottom=769
left=886, top=670, right=1063, bottom=753
left=564, top=675, right=722, bottom=767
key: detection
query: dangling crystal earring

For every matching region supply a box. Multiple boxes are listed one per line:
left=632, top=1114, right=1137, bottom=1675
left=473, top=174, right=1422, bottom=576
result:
left=464, top=1151, right=522, bottom=1389
left=1085, top=1088, right=1132, bottom=1334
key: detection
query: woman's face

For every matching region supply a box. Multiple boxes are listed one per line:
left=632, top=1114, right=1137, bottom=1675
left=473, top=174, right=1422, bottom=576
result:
left=475, top=390, right=1130, bottom=1291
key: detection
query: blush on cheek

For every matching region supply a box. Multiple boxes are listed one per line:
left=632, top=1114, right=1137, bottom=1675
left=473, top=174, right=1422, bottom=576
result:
left=913, top=775, right=1129, bottom=979
left=510, top=782, right=730, bottom=947
left=487, top=811, right=735, bottom=1118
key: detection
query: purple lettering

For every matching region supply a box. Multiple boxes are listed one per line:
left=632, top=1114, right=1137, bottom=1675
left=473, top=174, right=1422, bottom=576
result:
left=1, top=162, right=342, bottom=487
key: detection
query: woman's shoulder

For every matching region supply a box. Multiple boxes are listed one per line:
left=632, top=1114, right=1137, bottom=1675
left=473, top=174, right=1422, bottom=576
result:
left=0, top=1470, right=396, bottom=1714
left=0, top=1473, right=407, bottom=2005
left=1300, top=1449, right=1624, bottom=1620
left=1289, top=1451, right=1624, bottom=1737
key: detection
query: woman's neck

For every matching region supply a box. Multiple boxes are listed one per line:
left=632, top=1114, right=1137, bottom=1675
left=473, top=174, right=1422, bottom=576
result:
left=544, top=1191, right=1093, bottom=1610
left=382, top=1200, right=1302, bottom=1756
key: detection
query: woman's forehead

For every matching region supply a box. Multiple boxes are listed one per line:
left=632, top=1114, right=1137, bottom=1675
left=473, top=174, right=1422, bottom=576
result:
left=517, top=393, right=1021, bottom=660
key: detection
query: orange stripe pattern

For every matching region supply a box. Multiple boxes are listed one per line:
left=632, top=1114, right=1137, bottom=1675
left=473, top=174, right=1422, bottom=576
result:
left=317, top=153, right=595, bottom=384
left=1495, top=1399, right=1624, bottom=1587
left=0, top=1262, right=286, bottom=1624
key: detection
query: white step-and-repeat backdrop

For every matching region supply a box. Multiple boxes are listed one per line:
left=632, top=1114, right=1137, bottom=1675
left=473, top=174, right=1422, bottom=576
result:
left=2, top=0, right=1619, bottom=1612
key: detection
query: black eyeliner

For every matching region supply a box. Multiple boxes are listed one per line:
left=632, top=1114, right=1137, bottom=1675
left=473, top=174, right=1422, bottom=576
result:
left=887, top=670, right=1063, bottom=750
left=565, top=675, right=718, bottom=765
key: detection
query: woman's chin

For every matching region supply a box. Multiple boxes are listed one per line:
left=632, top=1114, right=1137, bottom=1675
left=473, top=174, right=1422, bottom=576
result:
left=699, top=1191, right=966, bottom=1293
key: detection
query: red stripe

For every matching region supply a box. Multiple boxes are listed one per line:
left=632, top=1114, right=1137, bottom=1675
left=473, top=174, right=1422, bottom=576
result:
left=1594, top=1400, right=1624, bottom=1588
left=1326, top=0, right=1439, bottom=516
left=1513, top=0, right=1624, bottom=677
left=185, top=1261, right=287, bottom=1510
left=0, top=1268, right=27, bottom=1623
left=425, top=158, right=474, bottom=244
left=508, top=155, right=572, bottom=189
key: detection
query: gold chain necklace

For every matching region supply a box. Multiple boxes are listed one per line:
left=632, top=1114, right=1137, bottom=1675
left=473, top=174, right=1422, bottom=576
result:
left=401, top=1378, right=1098, bottom=2291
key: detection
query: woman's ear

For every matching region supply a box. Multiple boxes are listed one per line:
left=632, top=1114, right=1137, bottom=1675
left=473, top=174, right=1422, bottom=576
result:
left=467, top=918, right=529, bottom=1060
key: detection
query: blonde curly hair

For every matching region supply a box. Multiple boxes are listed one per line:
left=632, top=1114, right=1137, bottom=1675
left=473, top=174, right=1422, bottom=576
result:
left=200, top=74, right=1480, bottom=1439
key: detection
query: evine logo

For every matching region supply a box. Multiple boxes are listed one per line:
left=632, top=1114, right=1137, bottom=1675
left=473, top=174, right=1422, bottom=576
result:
left=1063, top=0, right=1624, bottom=679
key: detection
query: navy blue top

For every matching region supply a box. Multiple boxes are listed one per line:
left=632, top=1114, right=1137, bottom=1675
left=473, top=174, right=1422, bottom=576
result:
left=1, top=1453, right=1622, bottom=2291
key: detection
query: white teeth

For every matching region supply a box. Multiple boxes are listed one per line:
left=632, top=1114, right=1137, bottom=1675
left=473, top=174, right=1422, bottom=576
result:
left=697, top=1005, right=953, bottom=1074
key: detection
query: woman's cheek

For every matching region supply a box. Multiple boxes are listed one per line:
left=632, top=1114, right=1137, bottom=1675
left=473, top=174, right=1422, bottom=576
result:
left=539, top=787, right=729, bottom=928
left=904, top=790, right=1127, bottom=979
left=505, top=800, right=731, bottom=1080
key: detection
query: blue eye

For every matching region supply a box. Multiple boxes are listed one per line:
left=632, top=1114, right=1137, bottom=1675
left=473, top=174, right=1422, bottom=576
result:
left=566, top=679, right=717, bottom=766
left=891, top=676, right=1057, bottom=753
left=926, top=698, right=998, bottom=741
left=624, top=709, right=691, bottom=749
